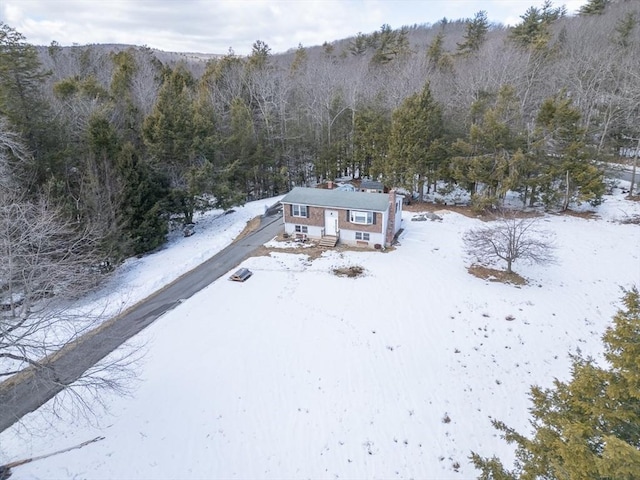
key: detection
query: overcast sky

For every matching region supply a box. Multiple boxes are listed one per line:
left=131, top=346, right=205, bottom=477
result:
left=3, top=0, right=587, bottom=55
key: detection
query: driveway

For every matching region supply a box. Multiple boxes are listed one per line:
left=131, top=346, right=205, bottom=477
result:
left=0, top=209, right=283, bottom=433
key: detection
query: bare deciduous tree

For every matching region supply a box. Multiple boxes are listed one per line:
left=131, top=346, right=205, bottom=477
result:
left=464, top=212, right=556, bottom=273
left=0, top=188, right=104, bottom=377
left=0, top=119, right=105, bottom=378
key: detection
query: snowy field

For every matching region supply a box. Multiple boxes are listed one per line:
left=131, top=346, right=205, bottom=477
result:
left=1, top=186, right=639, bottom=479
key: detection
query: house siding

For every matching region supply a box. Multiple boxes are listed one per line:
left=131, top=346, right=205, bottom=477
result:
left=280, top=187, right=403, bottom=248
left=340, top=229, right=385, bottom=247
left=338, top=211, right=383, bottom=234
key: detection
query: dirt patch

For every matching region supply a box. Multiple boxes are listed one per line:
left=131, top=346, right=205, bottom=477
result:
left=256, top=233, right=392, bottom=260
left=404, top=202, right=544, bottom=221
left=332, top=265, right=365, bottom=278
left=467, top=264, right=527, bottom=286
left=621, top=215, right=640, bottom=225
left=557, top=209, right=597, bottom=220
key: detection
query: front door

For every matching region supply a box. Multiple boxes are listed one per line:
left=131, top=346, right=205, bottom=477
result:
left=324, top=210, right=339, bottom=236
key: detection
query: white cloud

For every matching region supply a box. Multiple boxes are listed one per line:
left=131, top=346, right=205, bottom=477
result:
left=1, top=0, right=588, bottom=54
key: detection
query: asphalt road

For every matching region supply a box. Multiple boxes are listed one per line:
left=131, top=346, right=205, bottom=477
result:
left=0, top=209, right=283, bottom=433
left=606, top=163, right=637, bottom=184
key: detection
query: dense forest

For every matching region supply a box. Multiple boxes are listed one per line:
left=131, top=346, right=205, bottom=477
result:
left=0, top=0, right=639, bottom=264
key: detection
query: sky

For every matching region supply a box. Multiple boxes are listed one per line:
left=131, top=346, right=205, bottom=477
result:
left=2, top=0, right=587, bottom=55
left=0, top=179, right=638, bottom=478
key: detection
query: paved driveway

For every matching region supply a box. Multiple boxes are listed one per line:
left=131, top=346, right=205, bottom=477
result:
left=0, top=211, right=283, bottom=433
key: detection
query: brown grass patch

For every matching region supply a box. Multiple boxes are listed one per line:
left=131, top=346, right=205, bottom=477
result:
left=253, top=242, right=327, bottom=260
left=234, top=216, right=262, bottom=242
left=558, top=209, right=597, bottom=219
left=620, top=215, right=640, bottom=225
left=404, top=202, right=545, bottom=221
left=468, top=264, right=527, bottom=285
left=332, top=265, right=365, bottom=278
left=255, top=233, right=393, bottom=261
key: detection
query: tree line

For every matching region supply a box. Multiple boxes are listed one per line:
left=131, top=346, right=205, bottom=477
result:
left=1, top=0, right=639, bottom=265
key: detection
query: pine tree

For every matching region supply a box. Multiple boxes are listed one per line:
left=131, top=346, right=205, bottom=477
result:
left=534, top=95, right=604, bottom=210
left=457, top=11, right=490, bottom=55
left=0, top=22, right=63, bottom=188
left=387, top=82, right=444, bottom=196
left=471, top=288, right=640, bottom=479
left=451, top=86, right=526, bottom=206
left=510, top=2, right=565, bottom=49
left=353, top=102, right=391, bottom=180
left=116, top=143, right=169, bottom=256
left=579, top=0, right=611, bottom=15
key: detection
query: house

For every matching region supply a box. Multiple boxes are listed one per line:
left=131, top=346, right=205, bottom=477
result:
left=280, top=187, right=404, bottom=248
left=359, top=180, right=385, bottom=193
left=335, top=183, right=356, bottom=192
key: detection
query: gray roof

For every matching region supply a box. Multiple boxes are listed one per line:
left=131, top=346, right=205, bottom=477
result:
left=281, top=187, right=391, bottom=212
left=360, top=180, right=384, bottom=190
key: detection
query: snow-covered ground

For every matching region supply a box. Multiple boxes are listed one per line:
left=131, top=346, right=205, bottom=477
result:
left=1, top=187, right=639, bottom=479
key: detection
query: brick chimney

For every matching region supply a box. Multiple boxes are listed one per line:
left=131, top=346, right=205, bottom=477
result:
left=386, top=190, right=397, bottom=246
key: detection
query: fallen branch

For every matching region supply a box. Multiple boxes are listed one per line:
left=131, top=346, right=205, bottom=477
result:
left=0, top=436, right=105, bottom=478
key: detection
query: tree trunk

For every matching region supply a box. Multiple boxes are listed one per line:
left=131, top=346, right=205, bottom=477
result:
left=628, top=137, right=640, bottom=198
left=563, top=170, right=570, bottom=211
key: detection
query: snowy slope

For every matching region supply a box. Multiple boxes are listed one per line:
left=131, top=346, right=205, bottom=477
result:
left=1, top=189, right=639, bottom=479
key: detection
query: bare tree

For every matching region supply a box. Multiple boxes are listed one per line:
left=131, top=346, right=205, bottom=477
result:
left=0, top=119, right=107, bottom=379
left=464, top=212, right=556, bottom=273
left=0, top=188, right=105, bottom=377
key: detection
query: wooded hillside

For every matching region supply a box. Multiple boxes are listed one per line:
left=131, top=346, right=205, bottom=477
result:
left=1, top=0, right=638, bottom=262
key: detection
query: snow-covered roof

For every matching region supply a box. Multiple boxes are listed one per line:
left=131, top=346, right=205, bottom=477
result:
left=281, top=187, right=391, bottom=212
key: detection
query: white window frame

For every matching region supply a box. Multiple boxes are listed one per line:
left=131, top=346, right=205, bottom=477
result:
left=294, top=225, right=308, bottom=233
left=350, top=210, right=373, bottom=225
left=292, top=204, right=307, bottom=217
left=355, top=232, right=370, bottom=241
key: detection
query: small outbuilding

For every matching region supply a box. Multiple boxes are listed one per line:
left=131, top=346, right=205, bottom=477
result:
left=359, top=180, right=385, bottom=193
left=229, top=268, right=253, bottom=282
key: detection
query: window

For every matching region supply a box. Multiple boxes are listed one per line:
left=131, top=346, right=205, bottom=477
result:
left=350, top=210, right=373, bottom=225
left=295, top=225, right=308, bottom=233
left=292, top=204, right=307, bottom=217
left=355, top=232, right=370, bottom=241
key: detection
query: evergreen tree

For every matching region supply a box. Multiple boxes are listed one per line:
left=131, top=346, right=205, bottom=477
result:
left=247, top=40, right=271, bottom=71
left=534, top=96, right=604, bottom=210
left=387, top=82, right=444, bottom=196
left=457, top=11, right=490, bottom=55
left=579, top=0, right=611, bottom=15
left=143, top=64, right=222, bottom=223
left=353, top=102, right=391, bottom=180
left=614, top=12, right=637, bottom=48
left=370, top=24, right=410, bottom=65
left=290, top=43, right=308, bottom=72
left=116, top=143, right=169, bottom=256
left=143, top=64, right=195, bottom=171
left=348, top=33, right=368, bottom=57
left=510, top=2, right=565, bottom=49
left=84, top=114, right=122, bottom=255
left=471, top=288, right=640, bottom=479
left=426, top=31, right=453, bottom=71
left=0, top=23, right=63, bottom=189
left=451, top=86, right=526, bottom=206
